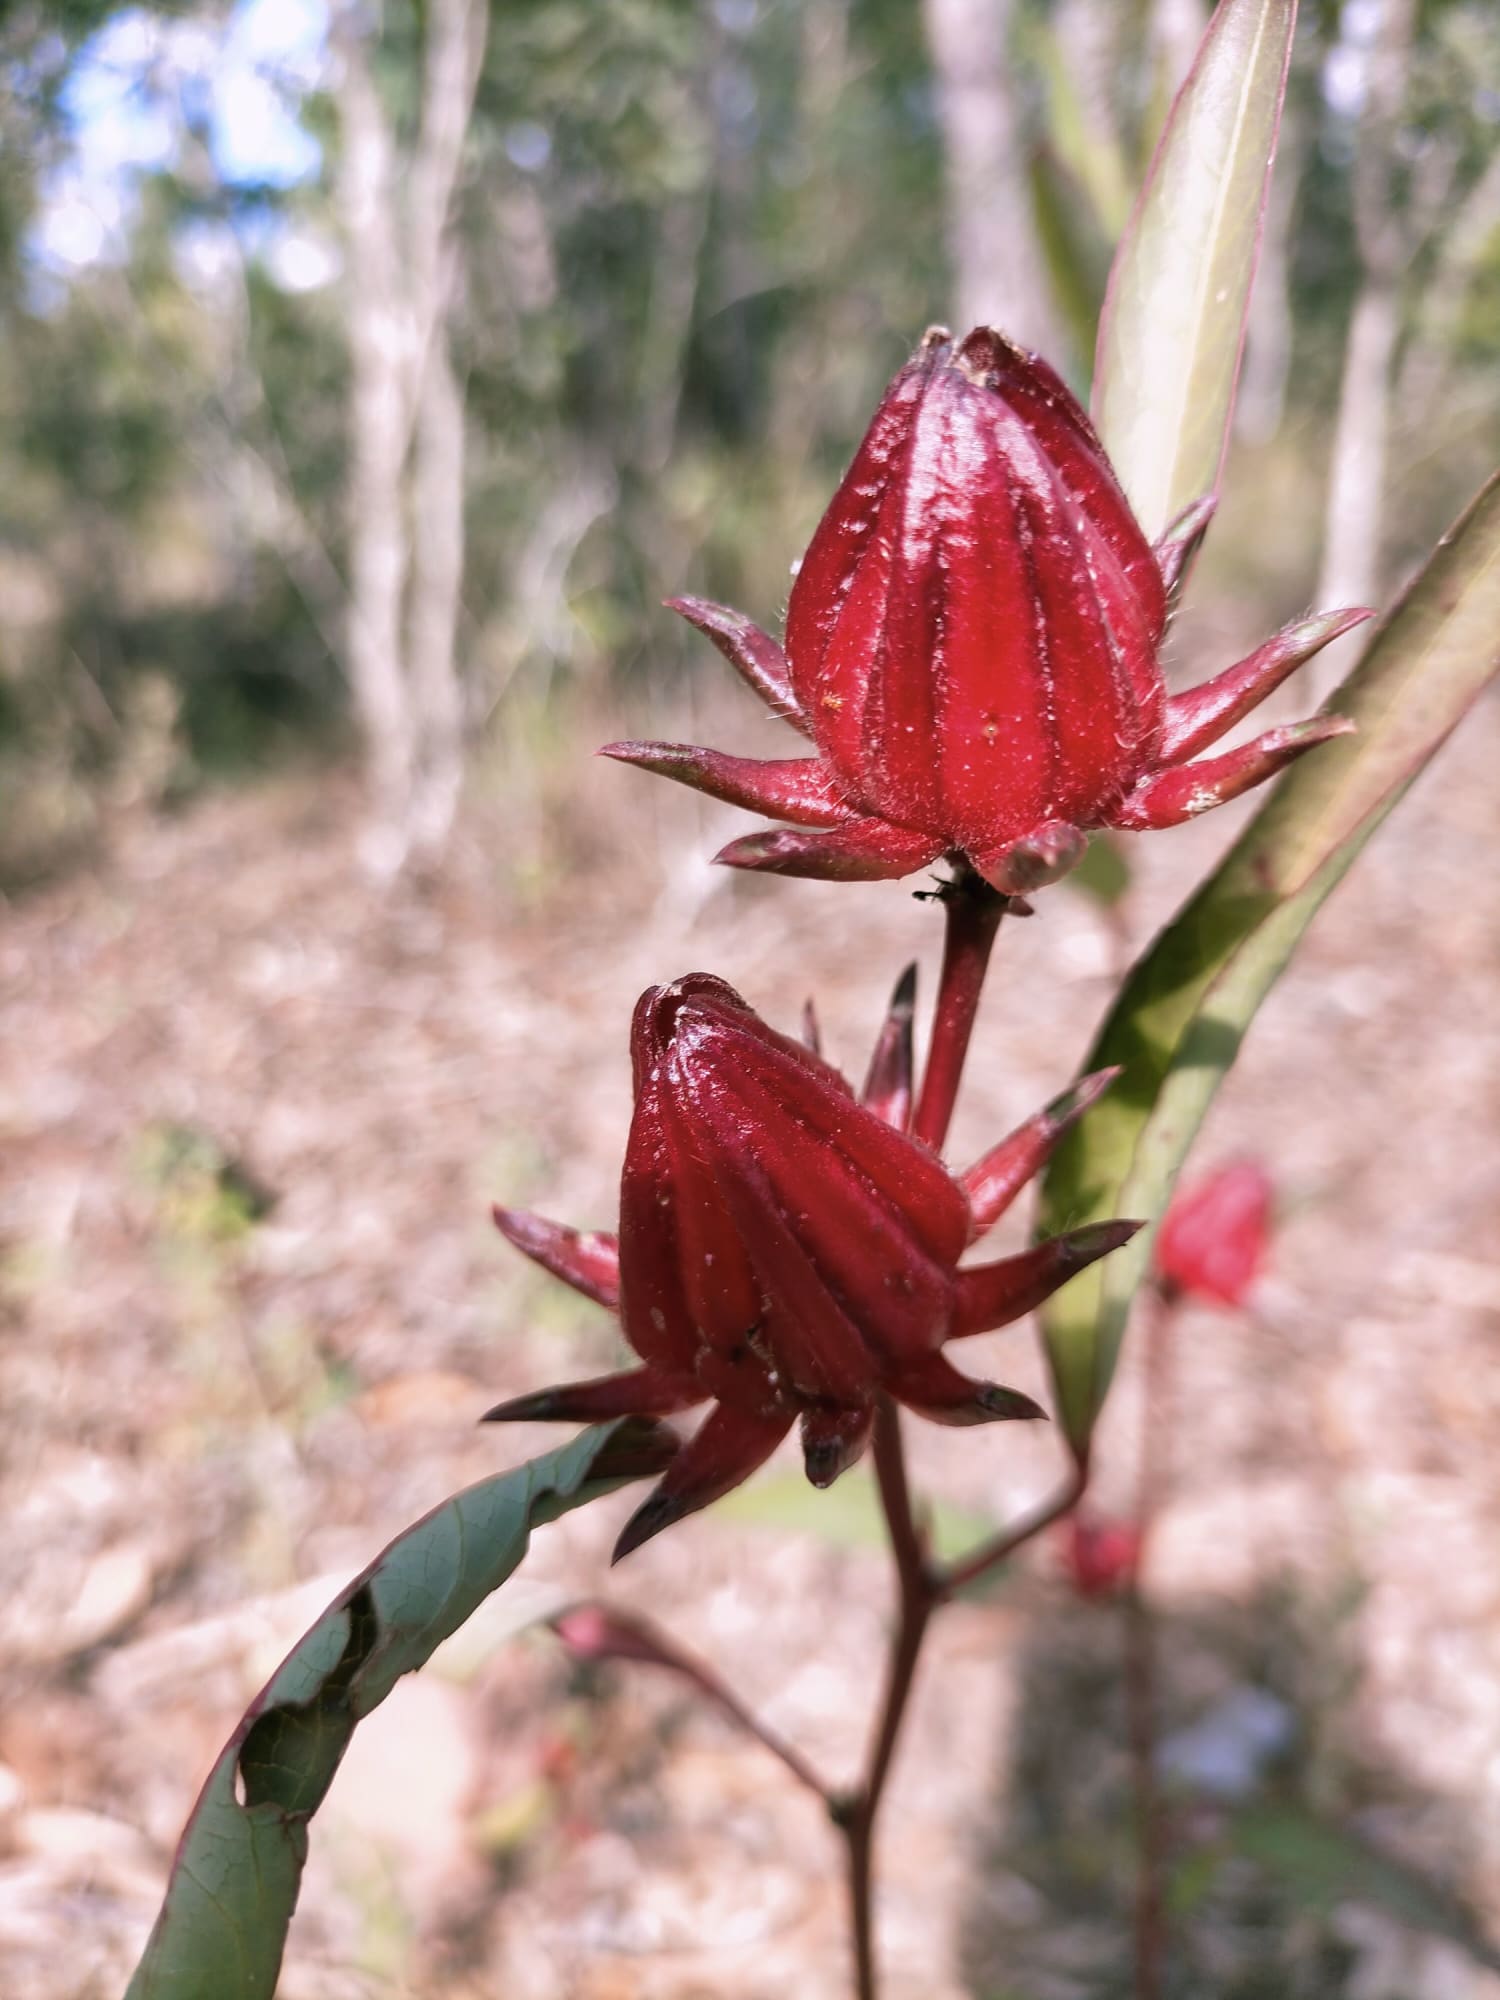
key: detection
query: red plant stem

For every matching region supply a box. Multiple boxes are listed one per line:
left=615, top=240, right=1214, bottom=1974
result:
left=934, top=1459, right=1088, bottom=1601
left=839, top=883, right=1075, bottom=2000
left=910, top=868, right=1009, bottom=1152
left=564, top=1604, right=832, bottom=1803
left=840, top=1401, right=934, bottom=2000
left=1126, top=1284, right=1178, bottom=2000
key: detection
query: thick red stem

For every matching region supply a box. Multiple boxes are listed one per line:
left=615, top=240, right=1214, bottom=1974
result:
left=911, top=869, right=1008, bottom=1153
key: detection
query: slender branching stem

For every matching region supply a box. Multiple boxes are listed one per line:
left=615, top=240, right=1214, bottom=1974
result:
left=560, top=1602, right=833, bottom=1803
left=839, top=885, right=1079, bottom=1999
left=840, top=1400, right=936, bottom=2000
left=933, top=1461, right=1087, bottom=1602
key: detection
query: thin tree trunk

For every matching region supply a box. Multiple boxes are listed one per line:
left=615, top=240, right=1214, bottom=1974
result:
left=332, top=0, right=486, bottom=874
left=407, top=320, right=468, bottom=866
left=1316, top=277, right=1399, bottom=613
left=921, top=0, right=1064, bottom=358
left=335, top=5, right=414, bottom=866
left=1395, top=147, right=1500, bottom=434
left=1311, top=0, right=1419, bottom=694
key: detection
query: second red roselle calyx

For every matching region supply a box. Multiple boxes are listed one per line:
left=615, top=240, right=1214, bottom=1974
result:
left=486, top=972, right=1141, bottom=1561
left=603, top=326, right=1369, bottom=896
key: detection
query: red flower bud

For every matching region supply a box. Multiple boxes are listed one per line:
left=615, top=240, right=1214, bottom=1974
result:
left=603, top=327, right=1368, bottom=895
left=1155, top=1159, right=1273, bottom=1308
left=1062, top=1512, right=1142, bottom=1599
left=487, top=973, right=1140, bottom=1561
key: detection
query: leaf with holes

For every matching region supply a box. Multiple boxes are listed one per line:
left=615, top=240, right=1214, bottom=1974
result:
left=1038, top=471, right=1500, bottom=1456
left=125, top=1419, right=676, bottom=2000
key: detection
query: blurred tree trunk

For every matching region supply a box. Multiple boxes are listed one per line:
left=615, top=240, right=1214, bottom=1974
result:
left=1236, top=102, right=1303, bottom=446
left=1395, top=148, right=1500, bottom=436
left=332, top=0, right=487, bottom=876
left=921, top=0, right=1063, bottom=357
left=1314, top=0, right=1428, bottom=689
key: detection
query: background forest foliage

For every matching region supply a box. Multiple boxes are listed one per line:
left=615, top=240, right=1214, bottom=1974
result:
left=2, top=0, right=1498, bottom=883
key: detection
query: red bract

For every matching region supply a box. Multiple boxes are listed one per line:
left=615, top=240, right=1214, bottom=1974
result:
left=603, top=327, right=1369, bottom=895
left=1155, top=1159, right=1274, bottom=1307
left=486, top=972, right=1140, bottom=1561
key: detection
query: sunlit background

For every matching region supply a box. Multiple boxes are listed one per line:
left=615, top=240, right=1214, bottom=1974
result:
left=2, top=2, right=1499, bottom=1995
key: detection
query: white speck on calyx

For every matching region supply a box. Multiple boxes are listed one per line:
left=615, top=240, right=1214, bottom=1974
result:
left=650, top=1307, right=667, bottom=1331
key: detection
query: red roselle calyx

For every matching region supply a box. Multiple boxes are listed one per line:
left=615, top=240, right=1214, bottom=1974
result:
left=603, top=327, right=1370, bottom=895
left=1155, top=1158, right=1274, bottom=1307
left=486, top=972, right=1140, bottom=1562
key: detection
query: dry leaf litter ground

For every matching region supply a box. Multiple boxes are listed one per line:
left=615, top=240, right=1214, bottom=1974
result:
left=1, top=672, right=1498, bottom=2000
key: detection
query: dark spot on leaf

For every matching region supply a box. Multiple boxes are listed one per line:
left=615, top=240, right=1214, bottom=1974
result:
left=237, top=1584, right=379, bottom=1817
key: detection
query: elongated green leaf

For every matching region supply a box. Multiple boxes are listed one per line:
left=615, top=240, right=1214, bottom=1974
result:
left=1092, top=0, right=1297, bottom=537
left=1039, top=472, right=1500, bottom=1455
left=126, top=1419, right=675, bottom=2000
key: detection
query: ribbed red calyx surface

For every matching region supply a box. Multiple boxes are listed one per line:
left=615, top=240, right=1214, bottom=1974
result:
left=785, top=328, right=1165, bottom=864
left=601, top=326, right=1368, bottom=896
left=621, top=975, right=970, bottom=1415
left=486, top=973, right=1141, bottom=1560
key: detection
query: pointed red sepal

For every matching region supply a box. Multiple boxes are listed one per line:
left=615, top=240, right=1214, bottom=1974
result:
left=1159, top=609, right=1375, bottom=765
left=492, top=1205, right=620, bottom=1309
left=598, top=741, right=849, bottom=827
left=716, top=818, right=944, bottom=882
left=886, top=1350, right=1046, bottom=1426
left=1153, top=494, right=1218, bottom=607
left=972, top=820, right=1087, bottom=896
left=665, top=595, right=810, bottom=735
left=1113, top=716, right=1355, bottom=831
left=962, top=1067, right=1123, bottom=1239
left=482, top=1365, right=704, bottom=1425
left=800, top=1404, right=874, bottom=1487
left=952, top=1219, right=1143, bottom=1337
left=861, top=963, right=916, bottom=1130
left=612, top=1401, right=792, bottom=1562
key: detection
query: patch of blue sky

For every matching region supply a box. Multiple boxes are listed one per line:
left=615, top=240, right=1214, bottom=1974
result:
left=31, top=0, right=328, bottom=280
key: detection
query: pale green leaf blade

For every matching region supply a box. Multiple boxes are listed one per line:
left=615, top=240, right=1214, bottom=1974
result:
left=1092, top=0, right=1297, bottom=537
left=1038, top=472, right=1500, bottom=1453
left=126, top=1419, right=674, bottom=2000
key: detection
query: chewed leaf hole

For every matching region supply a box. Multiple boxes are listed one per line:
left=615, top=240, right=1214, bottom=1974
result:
left=236, top=1585, right=379, bottom=1817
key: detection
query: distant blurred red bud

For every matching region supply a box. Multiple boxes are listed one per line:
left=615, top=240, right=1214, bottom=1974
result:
left=1063, top=1512, right=1142, bottom=1598
left=552, top=1604, right=680, bottom=1669
left=1155, top=1159, right=1274, bottom=1307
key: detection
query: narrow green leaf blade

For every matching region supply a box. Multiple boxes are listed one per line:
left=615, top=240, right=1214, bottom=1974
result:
left=1039, top=472, right=1500, bottom=1453
left=126, top=1419, right=674, bottom=2000
left=1092, top=0, right=1297, bottom=537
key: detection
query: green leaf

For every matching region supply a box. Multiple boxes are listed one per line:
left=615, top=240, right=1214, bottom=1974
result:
left=1038, top=471, right=1500, bottom=1456
left=125, top=1420, right=675, bottom=2000
left=1092, top=0, right=1297, bottom=538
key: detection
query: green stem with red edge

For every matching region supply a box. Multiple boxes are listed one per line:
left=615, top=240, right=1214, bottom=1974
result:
left=839, top=865, right=1088, bottom=2000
